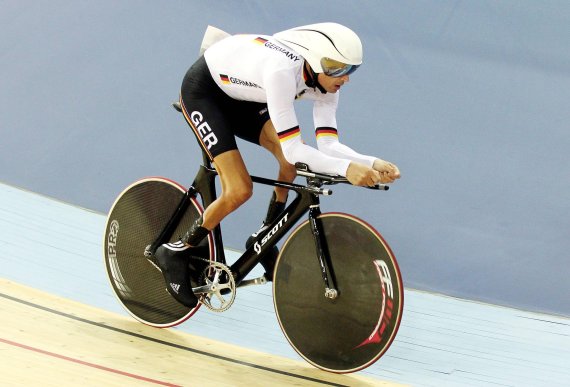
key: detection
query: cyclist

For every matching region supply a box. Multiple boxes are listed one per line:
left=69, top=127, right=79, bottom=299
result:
left=152, top=22, right=401, bottom=307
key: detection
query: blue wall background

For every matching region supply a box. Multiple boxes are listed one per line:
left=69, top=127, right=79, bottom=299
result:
left=1, top=0, right=569, bottom=316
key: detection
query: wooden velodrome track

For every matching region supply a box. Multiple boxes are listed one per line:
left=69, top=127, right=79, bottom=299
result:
left=0, top=279, right=393, bottom=386
left=1, top=181, right=569, bottom=386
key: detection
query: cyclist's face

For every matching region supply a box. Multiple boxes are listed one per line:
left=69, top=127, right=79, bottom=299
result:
left=317, top=73, right=350, bottom=93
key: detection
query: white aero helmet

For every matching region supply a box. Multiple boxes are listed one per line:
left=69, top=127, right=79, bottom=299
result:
left=273, top=22, right=362, bottom=77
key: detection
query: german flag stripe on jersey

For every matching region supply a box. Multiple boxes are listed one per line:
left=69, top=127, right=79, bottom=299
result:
left=315, top=127, right=338, bottom=139
left=254, top=37, right=268, bottom=45
left=278, top=126, right=300, bottom=142
left=220, top=74, right=230, bottom=84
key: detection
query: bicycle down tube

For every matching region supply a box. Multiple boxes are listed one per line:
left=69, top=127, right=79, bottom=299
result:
left=230, top=174, right=334, bottom=287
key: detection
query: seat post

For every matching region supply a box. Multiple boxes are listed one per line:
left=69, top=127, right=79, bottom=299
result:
left=202, top=151, right=212, bottom=168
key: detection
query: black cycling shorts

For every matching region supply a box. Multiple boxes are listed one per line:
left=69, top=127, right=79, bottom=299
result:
left=179, top=56, right=270, bottom=160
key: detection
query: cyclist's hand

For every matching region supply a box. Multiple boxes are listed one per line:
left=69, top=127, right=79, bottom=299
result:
left=346, top=162, right=382, bottom=187
left=373, top=159, right=401, bottom=183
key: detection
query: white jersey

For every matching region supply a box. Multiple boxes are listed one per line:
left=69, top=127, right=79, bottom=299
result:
left=204, top=34, right=376, bottom=176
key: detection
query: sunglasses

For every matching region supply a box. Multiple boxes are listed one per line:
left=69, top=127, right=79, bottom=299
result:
left=320, top=57, right=360, bottom=77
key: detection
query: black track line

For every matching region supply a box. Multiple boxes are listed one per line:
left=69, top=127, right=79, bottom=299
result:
left=0, top=291, right=347, bottom=386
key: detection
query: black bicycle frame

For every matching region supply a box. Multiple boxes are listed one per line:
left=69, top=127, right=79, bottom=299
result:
left=150, top=156, right=338, bottom=290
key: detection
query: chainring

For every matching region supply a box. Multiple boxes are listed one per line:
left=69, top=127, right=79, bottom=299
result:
left=196, top=261, right=236, bottom=312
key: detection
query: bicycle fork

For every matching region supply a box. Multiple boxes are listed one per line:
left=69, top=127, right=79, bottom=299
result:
left=308, top=205, right=339, bottom=299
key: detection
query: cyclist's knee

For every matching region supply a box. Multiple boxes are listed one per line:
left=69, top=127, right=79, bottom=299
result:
left=234, top=185, right=253, bottom=205
left=222, top=183, right=253, bottom=210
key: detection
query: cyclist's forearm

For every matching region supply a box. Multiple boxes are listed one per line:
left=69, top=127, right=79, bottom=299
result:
left=281, top=137, right=350, bottom=176
left=316, top=136, right=376, bottom=168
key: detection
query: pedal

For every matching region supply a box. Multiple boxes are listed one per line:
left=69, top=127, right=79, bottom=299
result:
left=144, top=245, right=161, bottom=272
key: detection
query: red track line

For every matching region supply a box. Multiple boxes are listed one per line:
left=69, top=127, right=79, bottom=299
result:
left=0, top=337, right=181, bottom=387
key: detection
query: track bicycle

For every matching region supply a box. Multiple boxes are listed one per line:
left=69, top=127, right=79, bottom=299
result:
left=103, top=104, right=404, bottom=373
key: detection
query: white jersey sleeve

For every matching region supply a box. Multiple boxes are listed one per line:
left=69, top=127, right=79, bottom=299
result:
left=309, top=91, right=375, bottom=167
left=316, top=132, right=377, bottom=168
left=280, top=136, right=352, bottom=176
left=263, top=68, right=353, bottom=176
left=264, top=68, right=298, bottom=134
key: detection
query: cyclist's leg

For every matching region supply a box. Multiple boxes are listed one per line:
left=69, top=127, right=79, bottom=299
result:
left=246, top=120, right=296, bottom=280
left=178, top=55, right=253, bottom=242
left=153, top=56, right=250, bottom=306
left=201, top=149, right=253, bottom=230
left=230, top=104, right=295, bottom=220
left=226, top=104, right=294, bottom=279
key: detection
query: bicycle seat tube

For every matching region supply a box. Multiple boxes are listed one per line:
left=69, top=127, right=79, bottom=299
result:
left=191, top=163, right=227, bottom=265
left=147, top=187, right=198, bottom=255
left=147, top=160, right=225, bottom=263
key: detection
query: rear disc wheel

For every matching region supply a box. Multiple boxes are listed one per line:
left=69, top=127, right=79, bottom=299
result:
left=103, top=178, right=214, bottom=327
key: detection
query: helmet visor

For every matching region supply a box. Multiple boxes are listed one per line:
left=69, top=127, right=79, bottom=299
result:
left=320, top=57, right=360, bottom=77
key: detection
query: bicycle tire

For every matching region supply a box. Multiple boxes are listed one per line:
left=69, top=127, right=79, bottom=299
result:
left=103, top=177, right=214, bottom=327
left=273, top=213, right=403, bottom=373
